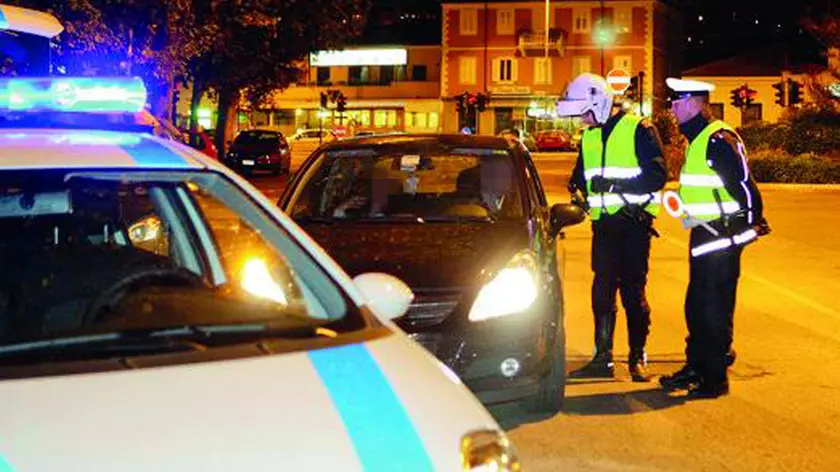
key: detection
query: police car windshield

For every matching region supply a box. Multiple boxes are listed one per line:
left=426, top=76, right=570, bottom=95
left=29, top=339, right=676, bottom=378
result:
left=290, top=144, right=524, bottom=222
left=0, top=169, right=359, bottom=351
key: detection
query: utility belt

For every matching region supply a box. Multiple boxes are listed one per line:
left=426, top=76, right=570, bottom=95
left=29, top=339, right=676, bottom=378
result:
left=616, top=193, right=660, bottom=238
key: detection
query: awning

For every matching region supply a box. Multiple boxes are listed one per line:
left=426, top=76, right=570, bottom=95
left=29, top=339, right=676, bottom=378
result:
left=0, top=4, right=64, bottom=38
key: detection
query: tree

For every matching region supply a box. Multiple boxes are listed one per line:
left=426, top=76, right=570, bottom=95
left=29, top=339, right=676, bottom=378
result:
left=194, top=0, right=371, bottom=155
left=802, top=7, right=840, bottom=112
left=10, top=0, right=216, bottom=121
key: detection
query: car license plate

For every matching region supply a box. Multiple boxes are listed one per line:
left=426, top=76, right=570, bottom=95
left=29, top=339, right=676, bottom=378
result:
left=242, top=159, right=255, bottom=166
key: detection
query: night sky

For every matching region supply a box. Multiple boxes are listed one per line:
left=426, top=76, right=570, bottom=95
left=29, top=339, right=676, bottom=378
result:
left=362, top=1, right=829, bottom=68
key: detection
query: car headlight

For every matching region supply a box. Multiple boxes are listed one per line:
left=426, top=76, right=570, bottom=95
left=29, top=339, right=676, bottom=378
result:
left=461, top=429, right=520, bottom=471
left=468, top=251, right=538, bottom=322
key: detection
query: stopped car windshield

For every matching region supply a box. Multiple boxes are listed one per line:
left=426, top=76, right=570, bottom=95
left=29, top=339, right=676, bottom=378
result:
left=288, top=144, right=525, bottom=222
left=0, top=169, right=361, bottom=364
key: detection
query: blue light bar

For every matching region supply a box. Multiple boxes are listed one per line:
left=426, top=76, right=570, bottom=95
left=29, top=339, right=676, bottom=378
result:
left=0, top=77, right=147, bottom=113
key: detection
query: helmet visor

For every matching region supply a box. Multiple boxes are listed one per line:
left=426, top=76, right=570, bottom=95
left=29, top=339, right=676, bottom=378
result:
left=555, top=99, right=590, bottom=117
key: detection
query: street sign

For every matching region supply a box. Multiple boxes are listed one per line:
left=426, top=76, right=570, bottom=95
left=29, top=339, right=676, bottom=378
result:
left=606, top=68, right=632, bottom=94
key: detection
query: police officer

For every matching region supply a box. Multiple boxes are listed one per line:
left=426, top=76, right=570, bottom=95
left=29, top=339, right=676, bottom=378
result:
left=557, top=73, right=668, bottom=382
left=660, top=78, right=770, bottom=398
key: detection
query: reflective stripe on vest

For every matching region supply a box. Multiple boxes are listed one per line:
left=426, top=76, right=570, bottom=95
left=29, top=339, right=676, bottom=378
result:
left=690, top=228, right=758, bottom=258
left=588, top=192, right=663, bottom=208
left=581, top=114, right=660, bottom=221
left=678, top=120, right=740, bottom=221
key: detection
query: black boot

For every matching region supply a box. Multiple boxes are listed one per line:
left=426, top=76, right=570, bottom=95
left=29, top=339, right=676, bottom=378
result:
left=570, top=312, right=615, bottom=378
left=628, top=349, right=650, bottom=382
left=689, top=378, right=729, bottom=399
left=659, top=364, right=701, bottom=391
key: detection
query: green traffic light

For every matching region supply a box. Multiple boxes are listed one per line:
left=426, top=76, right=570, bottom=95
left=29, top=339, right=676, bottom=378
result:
left=593, top=19, right=615, bottom=46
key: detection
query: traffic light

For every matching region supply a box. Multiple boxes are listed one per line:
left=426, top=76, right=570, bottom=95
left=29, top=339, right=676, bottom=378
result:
left=336, top=93, right=347, bottom=113
left=773, top=81, right=786, bottom=106
left=319, top=92, right=328, bottom=109
left=626, top=75, right=639, bottom=101
left=730, top=85, right=748, bottom=108
left=788, top=79, right=803, bottom=106
left=744, top=86, right=757, bottom=106
left=476, top=93, right=490, bottom=112
left=455, top=92, right=471, bottom=114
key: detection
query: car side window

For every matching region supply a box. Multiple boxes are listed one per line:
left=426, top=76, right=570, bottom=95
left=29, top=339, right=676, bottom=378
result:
left=522, top=152, right=548, bottom=207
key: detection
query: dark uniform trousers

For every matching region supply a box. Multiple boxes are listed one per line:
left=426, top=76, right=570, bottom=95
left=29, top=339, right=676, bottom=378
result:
left=591, top=212, right=652, bottom=356
left=685, top=227, right=743, bottom=383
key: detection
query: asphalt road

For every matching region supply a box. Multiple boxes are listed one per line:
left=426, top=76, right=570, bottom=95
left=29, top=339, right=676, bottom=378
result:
left=246, top=157, right=840, bottom=471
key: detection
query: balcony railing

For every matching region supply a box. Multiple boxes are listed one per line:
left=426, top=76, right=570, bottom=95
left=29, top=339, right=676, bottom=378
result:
left=517, top=28, right=567, bottom=57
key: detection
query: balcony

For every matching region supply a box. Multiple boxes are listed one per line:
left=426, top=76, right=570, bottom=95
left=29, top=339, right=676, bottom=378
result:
left=517, top=28, right=567, bottom=58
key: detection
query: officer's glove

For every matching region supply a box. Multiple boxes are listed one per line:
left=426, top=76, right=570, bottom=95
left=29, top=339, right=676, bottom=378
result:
left=590, top=175, right=618, bottom=193
left=567, top=181, right=578, bottom=194
left=754, top=218, right=771, bottom=236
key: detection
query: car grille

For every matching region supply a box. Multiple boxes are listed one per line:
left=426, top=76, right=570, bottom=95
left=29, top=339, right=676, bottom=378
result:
left=398, top=290, right=462, bottom=331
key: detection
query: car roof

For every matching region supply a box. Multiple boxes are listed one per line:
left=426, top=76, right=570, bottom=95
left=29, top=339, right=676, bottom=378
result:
left=321, top=133, right=511, bottom=150
left=0, top=128, right=211, bottom=170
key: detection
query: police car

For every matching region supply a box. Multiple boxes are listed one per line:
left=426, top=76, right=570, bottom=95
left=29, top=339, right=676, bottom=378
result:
left=0, top=76, right=518, bottom=471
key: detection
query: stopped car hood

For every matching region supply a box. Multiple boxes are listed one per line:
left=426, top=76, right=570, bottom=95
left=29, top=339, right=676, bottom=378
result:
left=0, top=334, right=497, bottom=471
left=300, top=220, right=532, bottom=288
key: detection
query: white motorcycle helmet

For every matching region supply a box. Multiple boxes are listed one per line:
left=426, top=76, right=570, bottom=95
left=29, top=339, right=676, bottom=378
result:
left=556, top=73, right=614, bottom=125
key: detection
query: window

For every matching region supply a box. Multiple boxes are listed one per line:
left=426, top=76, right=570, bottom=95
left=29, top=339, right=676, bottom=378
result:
left=316, top=67, right=330, bottom=85
left=460, top=8, right=478, bottom=35
left=380, top=65, right=395, bottom=85
left=534, top=57, right=551, bottom=85
left=614, top=6, right=633, bottom=33
left=572, top=56, right=592, bottom=77
left=710, top=103, right=724, bottom=120
left=613, top=55, right=632, bottom=72
left=412, top=65, right=428, bottom=81
left=0, top=170, right=359, bottom=355
left=497, top=9, right=515, bottom=35
left=459, top=56, right=477, bottom=85
left=494, top=57, right=517, bottom=83
left=743, top=103, right=762, bottom=125
left=373, top=110, right=397, bottom=128
left=428, top=112, right=440, bottom=129
left=349, top=66, right=362, bottom=85
left=573, top=8, right=591, bottom=33
left=289, top=146, right=525, bottom=222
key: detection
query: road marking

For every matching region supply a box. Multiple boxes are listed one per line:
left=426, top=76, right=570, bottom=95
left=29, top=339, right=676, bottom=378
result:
left=660, top=233, right=840, bottom=320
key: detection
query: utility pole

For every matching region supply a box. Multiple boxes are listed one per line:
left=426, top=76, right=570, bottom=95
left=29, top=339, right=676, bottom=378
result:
left=599, top=0, right=605, bottom=75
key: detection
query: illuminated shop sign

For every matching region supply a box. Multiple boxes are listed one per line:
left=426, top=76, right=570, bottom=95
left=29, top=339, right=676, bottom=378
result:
left=310, top=49, right=408, bottom=67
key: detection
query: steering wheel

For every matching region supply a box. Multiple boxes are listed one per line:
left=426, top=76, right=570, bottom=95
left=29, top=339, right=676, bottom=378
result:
left=83, top=268, right=207, bottom=324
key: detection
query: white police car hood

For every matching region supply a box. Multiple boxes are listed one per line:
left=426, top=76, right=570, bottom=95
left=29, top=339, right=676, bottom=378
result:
left=0, top=333, right=498, bottom=471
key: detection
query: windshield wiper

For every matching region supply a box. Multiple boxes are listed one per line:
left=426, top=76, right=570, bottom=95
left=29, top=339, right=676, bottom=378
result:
left=416, top=215, right=497, bottom=223
left=0, top=322, right=335, bottom=362
left=148, top=322, right=337, bottom=340
left=0, top=332, right=205, bottom=360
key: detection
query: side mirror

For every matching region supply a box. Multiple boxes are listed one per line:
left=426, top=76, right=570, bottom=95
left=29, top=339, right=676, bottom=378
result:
left=550, top=203, right=586, bottom=236
left=352, top=273, right=414, bottom=320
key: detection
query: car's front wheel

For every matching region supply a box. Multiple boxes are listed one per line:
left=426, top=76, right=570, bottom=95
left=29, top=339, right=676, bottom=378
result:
left=526, top=329, right=566, bottom=413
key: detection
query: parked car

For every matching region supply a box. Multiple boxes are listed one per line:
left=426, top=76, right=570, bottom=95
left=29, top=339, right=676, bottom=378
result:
left=535, top=129, right=573, bottom=151
left=224, top=129, right=290, bottom=176
left=288, top=129, right=336, bottom=171
left=499, top=129, right=537, bottom=152
left=184, top=129, right=218, bottom=159
left=279, top=134, right=586, bottom=412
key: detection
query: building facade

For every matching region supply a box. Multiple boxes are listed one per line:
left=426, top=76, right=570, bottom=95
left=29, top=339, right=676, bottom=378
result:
left=176, top=45, right=442, bottom=138
left=441, top=0, right=680, bottom=135
left=259, top=45, right=442, bottom=137
left=683, top=47, right=827, bottom=127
